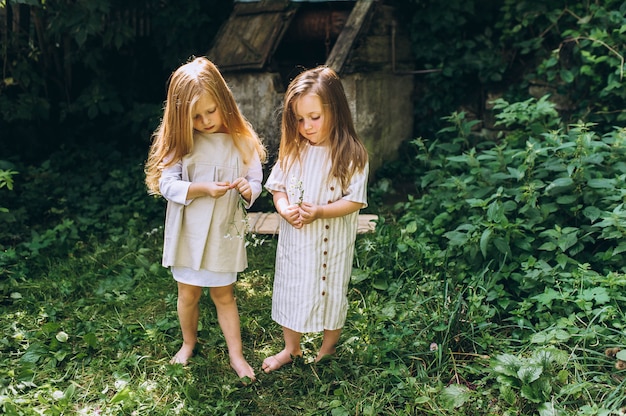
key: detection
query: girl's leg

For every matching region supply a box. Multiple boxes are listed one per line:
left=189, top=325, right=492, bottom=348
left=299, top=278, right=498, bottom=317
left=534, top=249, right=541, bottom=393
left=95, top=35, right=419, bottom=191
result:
left=262, top=326, right=303, bottom=373
left=316, top=328, right=342, bottom=362
left=171, top=282, right=203, bottom=364
left=209, top=285, right=255, bottom=380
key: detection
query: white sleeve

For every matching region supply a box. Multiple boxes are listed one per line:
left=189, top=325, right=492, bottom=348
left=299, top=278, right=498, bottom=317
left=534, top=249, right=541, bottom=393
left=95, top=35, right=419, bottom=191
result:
left=243, top=153, right=263, bottom=209
left=158, top=159, right=192, bottom=205
left=343, top=162, right=369, bottom=208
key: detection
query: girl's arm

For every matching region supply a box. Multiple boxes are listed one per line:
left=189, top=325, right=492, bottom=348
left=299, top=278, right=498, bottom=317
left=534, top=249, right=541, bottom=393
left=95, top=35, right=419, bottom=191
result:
left=160, top=159, right=231, bottom=203
left=159, top=160, right=192, bottom=204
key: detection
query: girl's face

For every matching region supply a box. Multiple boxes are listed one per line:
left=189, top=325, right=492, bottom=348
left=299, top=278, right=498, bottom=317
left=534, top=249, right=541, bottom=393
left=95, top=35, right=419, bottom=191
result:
left=294, top=93, right=326, bottom=146
left=192, top=93, right=228, bottom=134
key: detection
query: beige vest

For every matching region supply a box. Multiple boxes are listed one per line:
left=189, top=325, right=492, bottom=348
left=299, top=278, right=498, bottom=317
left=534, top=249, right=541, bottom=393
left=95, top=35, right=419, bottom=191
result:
left=162, top=133, right=248, bottom=272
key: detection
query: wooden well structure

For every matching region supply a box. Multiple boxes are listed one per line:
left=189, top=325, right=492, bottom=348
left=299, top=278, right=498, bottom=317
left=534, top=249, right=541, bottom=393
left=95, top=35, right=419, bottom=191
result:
left=208, top=0, right=415, bottom=173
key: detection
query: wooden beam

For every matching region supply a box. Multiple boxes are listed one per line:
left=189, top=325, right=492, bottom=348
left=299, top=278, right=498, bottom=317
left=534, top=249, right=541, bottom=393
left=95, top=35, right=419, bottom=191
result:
left=247, top=213, right=378, bottom=235
left=325, top=0, right=375, bottom=73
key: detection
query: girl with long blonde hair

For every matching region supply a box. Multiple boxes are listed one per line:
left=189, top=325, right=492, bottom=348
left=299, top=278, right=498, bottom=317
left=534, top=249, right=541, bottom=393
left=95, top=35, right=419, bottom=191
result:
left=145, top=57, right=266, bottom=383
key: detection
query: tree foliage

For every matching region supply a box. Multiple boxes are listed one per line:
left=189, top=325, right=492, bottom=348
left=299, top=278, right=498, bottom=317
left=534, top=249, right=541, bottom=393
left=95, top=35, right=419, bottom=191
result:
left=0, top=0, right=232, bottom=161
left=394, top=0, right=626, bottom=134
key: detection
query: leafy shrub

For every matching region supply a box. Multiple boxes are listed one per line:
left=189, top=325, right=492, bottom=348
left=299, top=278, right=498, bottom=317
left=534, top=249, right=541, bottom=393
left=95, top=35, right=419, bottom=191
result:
left=395, top=0, right=626, bottom=134
left=0, top=142, right=163, bottom=288
left=381, top=96, right=625, bottom=298
left=490, top=347, right=569, bottom=414
left=0, top=0, right=233, bottom=160
left=0, top=163, right=18, bottom=214
left=357, top=95, right=626, bottom=414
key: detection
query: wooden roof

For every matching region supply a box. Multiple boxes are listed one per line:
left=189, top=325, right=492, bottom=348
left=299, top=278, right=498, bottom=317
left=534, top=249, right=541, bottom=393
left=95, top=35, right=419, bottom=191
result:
left=208, top=0, right=374, bottom=73
left=208, top=1, right=296, bottom=71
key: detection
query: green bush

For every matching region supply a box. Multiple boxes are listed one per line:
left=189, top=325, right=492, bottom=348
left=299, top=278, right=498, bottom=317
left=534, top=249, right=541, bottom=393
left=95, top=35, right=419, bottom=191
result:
left=372, top=97, right=626, bottom=321
left=0, top=0, right=232, bottom=160
left=395, top=0, right=626, bottom=134
left=357, top=95, right=626, bottom=413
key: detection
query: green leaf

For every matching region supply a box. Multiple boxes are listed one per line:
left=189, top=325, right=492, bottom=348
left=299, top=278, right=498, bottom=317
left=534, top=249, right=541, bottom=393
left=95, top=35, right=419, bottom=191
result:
left=560, top=69, right=575, bottom=83
left=20, top=342, right=48, bottom=364
left=83, top=332, right=98, bottom=349
left=444, top=230, right=469, bottom=246
left=381, top=304, right=396, bottom=319
left=441, top=384, right=472, bottom=409
left=493, top=237, right=511, bottom=256
left=587, top=178, right=615, bottom=189
left=372, top=278, right=389, bottom=291
left=54, top=350, right=68, bottom=362
left=539, top=242, right=557, bottom=251
left=579, top=287, right=610, bottom=304
left=480, top=228, right=492, bottom=258
left=531, top=288, right=561, bottom=308
left=613, top=242, right=626, bottom=255
left=517, top=364, right=543, bottom=384
left=557, top=231, right=578, bottom=252
left=64, top=383, right=77, bottom=401
left=500, top=385, right=517, bottom=405
left=492, top=354, right=522, bottom=377
left=555, top=194, right=577, bottom=205
left=538, top=401, right=558, bottom=416
left=546, top=177, right=574, bottom=193
left=110, top=387, right=132, bottom=404
left=615, top=350, right=626, bottom=361
left=583, top=206, right=602, bottom=222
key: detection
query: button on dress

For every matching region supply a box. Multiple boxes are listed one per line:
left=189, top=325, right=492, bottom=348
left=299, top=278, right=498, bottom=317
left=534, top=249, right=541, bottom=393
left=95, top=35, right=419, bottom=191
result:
left=265, top=143, right=368, bottom=332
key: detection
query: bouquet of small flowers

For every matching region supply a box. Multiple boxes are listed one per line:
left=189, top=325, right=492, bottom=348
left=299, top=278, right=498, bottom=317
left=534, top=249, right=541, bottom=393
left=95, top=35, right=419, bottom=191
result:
left=288, top=176, right=304, bottom=205
left=224, top=197, right=265, bottom=247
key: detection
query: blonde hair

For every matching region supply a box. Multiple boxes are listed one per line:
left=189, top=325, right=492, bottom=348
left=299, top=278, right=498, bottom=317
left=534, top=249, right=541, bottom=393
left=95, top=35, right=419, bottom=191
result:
left=145, top=57, right=266, bottom=195
left=279, top=66, right=368, bottom=192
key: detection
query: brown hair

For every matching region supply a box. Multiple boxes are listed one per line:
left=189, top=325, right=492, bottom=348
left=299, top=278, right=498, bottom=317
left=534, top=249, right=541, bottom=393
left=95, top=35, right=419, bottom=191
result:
left=145, top=57, right=266, bottom=195
left=278, top=66, right=368, bottom=191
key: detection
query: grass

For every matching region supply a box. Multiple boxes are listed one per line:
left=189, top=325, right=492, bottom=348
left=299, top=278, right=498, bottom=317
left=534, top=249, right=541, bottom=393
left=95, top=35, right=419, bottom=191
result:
left=0, top=231, right=390, bottom=415
left=2, top=145, right=626, bottom=415
left=1, top=224, right=472, bottom=415
left=3, top=233, right=625, bottom=415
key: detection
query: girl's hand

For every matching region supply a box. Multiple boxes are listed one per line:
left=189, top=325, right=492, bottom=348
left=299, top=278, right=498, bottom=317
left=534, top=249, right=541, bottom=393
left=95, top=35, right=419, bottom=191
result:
left=280, top=204, right=303, bottom=229
left=230, top=177, right=252, bottom=203
left=205, top=181, right=231, bottom=198
left=298, top=202, right=323, bottom=225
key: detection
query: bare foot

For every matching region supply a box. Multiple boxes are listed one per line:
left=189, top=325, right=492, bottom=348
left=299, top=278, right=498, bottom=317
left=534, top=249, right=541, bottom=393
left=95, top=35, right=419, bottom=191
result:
left=230, top=356, right=256, bottom=383
left=170, top=344, right=195, bottom=365
left=262, top=349, right=298, bottom=373
left=315, top=348, right=336, bottom=363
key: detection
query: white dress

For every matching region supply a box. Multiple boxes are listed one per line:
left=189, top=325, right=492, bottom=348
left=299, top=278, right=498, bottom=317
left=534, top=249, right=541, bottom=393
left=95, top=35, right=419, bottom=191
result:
left=265, top=143, right=368, bottom=332
left=159, top=132, right=263, bottom=287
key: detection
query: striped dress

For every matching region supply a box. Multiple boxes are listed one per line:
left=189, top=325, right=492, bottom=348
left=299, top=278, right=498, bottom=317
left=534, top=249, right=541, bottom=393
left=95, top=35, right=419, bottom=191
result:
left=265, top=143, right=368, bottom=332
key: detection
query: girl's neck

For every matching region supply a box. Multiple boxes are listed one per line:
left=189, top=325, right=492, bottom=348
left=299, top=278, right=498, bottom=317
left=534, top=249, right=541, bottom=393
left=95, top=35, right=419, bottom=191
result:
left=306, top=139, right=328, bottom=147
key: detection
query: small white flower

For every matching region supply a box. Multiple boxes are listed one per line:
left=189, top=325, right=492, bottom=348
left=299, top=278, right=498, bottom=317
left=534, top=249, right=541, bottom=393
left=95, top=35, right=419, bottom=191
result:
left=288, top=176, right=304, bottom=205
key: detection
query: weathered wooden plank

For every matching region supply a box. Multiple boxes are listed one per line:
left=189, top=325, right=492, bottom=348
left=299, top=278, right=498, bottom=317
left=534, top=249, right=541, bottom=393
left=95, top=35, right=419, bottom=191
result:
left=208, top=3, right=296, bottom=71
left=247, top=212, right=378, bottom=235
left=325, top=0, right=375, bottom=73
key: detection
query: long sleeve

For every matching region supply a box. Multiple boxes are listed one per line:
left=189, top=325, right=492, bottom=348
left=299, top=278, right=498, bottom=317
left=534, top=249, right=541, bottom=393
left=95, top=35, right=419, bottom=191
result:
left=159, top=159, right=192, bottom=205
left=244, top=152, right=263, bottom=209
